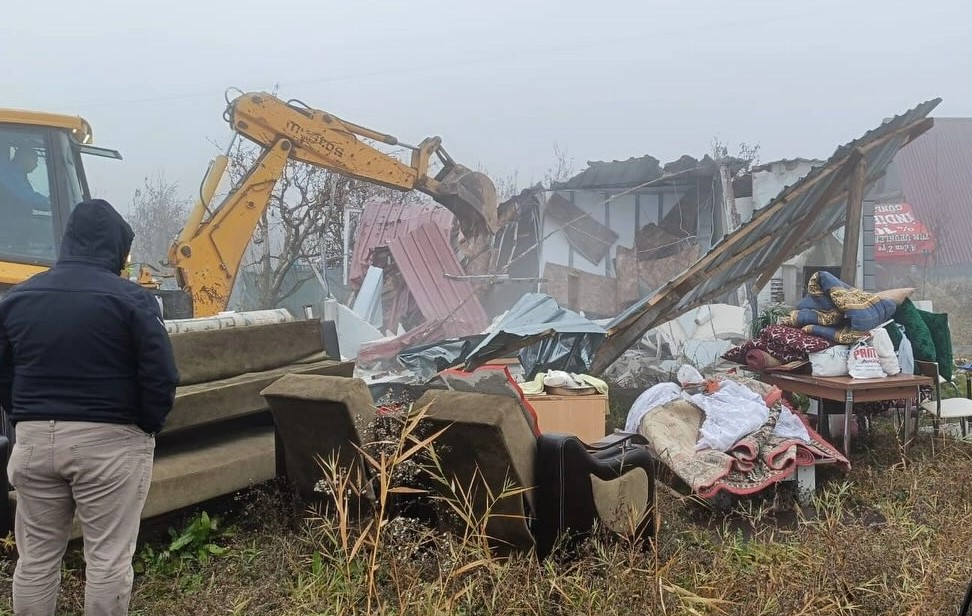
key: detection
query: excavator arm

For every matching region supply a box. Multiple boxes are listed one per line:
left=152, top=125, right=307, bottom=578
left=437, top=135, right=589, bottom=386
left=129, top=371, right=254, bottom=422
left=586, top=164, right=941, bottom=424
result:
left=168, top=91, right=498, bottom=318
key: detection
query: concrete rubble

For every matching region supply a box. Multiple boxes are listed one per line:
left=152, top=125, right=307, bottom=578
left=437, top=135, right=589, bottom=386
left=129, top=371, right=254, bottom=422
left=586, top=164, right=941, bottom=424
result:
left=600, top=304, right=747, bottom=390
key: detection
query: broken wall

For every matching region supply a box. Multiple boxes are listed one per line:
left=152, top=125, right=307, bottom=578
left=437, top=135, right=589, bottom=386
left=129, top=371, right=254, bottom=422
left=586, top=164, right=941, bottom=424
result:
left=483, top=188, right=544, bottom=318
left=616, top=244, right=701, bottom=307
left=541, top=263, right=619, bottom=318
left=540, top=190, right=684, bottom=277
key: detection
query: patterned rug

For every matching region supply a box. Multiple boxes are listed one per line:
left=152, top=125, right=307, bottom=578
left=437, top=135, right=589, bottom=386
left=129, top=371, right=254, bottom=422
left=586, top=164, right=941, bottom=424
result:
left=637, top=377, right=850, bottom=499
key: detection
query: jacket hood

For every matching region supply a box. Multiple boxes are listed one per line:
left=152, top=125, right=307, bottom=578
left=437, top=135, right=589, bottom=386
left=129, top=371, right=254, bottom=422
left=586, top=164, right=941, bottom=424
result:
left=58, top=199, right=135, bottom=272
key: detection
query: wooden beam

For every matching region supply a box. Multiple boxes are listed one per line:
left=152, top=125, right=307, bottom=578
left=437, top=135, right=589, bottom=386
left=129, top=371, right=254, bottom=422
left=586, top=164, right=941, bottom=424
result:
left=904, top=117, right=935, bottom=144
left=787, top=170, right=890, bottom=257
left=840, top=158, right=868, bottom=284
left=680, top=233, right=775, bottom=291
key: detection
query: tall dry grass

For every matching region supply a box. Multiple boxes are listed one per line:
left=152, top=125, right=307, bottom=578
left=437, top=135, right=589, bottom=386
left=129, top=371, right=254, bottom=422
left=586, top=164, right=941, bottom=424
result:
left=2, top=412, right=972, bottom=614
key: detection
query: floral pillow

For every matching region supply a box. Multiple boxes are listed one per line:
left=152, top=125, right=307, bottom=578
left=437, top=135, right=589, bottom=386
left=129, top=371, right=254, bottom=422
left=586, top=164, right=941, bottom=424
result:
left=758, top=340, right=806, bottom=364
left=760, top=324, right=832, bottom=354
left=725, top=325, right=832, bottom=365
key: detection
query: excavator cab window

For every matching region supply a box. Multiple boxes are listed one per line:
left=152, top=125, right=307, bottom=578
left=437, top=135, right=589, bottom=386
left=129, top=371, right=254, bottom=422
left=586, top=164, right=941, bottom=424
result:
left=0, top=125, right=85, bottom=265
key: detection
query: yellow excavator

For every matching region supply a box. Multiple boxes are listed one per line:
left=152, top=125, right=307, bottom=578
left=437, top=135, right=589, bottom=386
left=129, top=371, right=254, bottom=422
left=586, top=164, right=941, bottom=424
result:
left=1, top=91, right=498, bottom=319
left=0, top=109, right=122, bottom=291
left=165, top=90, right=497, bottom=318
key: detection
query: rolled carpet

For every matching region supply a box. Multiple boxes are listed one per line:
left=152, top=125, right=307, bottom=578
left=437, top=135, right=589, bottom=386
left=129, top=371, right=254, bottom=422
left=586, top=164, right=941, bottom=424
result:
left=746, top=349, right=782, bottom=371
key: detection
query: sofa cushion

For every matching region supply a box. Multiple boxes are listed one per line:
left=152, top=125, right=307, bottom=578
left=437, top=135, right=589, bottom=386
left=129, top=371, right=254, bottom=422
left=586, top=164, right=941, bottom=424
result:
left=415, top=389, right=538, bottom=553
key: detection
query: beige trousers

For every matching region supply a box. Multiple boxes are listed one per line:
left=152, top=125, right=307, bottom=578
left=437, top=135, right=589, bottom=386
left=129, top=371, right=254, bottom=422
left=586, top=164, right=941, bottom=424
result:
left=7, top=420, right=155, bottom=616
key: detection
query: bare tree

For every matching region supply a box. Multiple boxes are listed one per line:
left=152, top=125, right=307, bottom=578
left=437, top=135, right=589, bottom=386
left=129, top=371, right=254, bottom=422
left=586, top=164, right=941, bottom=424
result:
left=482, top=142, right=577, bottom=200
left=229, top=140, right=413, bottom=310
left=543, top=141, right=575, bottom=187
left=127, top=172, right=190, bottom=272
left=711, top=138, right=761, bottom=173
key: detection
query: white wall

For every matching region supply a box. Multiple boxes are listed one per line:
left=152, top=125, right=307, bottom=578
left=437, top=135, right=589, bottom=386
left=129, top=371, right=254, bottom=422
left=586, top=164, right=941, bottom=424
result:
left=735, top=196, right=754, bottom=224
left=751, top=160, right=821, bottom=211
left=750, top=160, right=825, bottom=305
left=541, top=189, right=640, bottom=276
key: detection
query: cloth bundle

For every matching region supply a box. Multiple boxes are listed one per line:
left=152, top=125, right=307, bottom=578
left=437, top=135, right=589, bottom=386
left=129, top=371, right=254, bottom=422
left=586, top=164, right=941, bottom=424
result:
left=519, top=370, right=609, bottom=395
left=633, top=375, right=850, bottom=499
left=778, top=271, right=905, bottom=344
left=723, top=324, right=831, bottom=367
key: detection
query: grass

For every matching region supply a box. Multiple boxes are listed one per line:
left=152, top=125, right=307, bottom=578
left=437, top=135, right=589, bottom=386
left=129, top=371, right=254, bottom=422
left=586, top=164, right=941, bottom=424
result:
left=3, top=412, right=972, bottom=614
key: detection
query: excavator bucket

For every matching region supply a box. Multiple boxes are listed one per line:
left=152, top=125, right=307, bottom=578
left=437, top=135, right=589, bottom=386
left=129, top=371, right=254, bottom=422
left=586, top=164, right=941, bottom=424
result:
left=433, top=164, right=499, bottom=238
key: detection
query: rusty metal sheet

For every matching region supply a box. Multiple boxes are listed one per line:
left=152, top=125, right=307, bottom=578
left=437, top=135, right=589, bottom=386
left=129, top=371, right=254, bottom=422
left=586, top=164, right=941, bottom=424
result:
left=387, top=222, right=488, bottom=339
left=349, top=200, right=454, bottom=290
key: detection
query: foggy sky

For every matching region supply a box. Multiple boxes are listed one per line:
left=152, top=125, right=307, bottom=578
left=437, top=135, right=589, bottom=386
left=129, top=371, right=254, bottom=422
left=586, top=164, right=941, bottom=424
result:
left=4, top=0, right=970, bottom=213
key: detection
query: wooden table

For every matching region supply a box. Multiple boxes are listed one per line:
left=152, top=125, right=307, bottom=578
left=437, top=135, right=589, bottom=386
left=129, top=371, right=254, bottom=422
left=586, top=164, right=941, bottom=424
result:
left=757, top=372, right=934, bottom=457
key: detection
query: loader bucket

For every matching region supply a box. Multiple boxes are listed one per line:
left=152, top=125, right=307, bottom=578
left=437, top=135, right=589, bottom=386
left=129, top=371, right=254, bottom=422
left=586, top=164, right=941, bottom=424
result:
left=433, top=164, right=499, bottom=237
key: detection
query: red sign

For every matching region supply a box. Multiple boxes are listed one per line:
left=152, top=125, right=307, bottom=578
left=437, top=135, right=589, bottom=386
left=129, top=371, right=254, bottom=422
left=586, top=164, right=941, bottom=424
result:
left=873, top=203, right=935, bottom=263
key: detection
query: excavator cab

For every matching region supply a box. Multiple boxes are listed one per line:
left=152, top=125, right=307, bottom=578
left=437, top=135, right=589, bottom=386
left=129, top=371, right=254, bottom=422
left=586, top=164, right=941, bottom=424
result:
left=0, top=109, right=121, bottom=292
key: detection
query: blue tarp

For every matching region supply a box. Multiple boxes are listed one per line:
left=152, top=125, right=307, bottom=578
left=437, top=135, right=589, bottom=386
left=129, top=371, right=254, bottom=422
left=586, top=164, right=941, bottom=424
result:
left=396, top=293, right=606, bottom=381
left=462, top=293, right=606, bottom=378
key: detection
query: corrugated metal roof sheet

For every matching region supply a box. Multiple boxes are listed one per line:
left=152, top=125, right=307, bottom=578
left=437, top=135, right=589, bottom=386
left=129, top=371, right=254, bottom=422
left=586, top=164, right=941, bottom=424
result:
left=387, top=222, right=488, bottom=338
left=349, top=200, right=454, bottom=290
left=892, top=118, right=972, bottom=267
left=355, top=318, right=455, bottom=368
left=588, top=98, right=941, bottom=374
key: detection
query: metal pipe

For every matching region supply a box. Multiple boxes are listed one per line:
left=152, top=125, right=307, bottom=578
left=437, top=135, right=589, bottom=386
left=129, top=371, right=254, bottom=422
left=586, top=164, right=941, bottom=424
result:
left=177, top=152, right=229, bottom=247
left=163, top=308, right=294, bottom=334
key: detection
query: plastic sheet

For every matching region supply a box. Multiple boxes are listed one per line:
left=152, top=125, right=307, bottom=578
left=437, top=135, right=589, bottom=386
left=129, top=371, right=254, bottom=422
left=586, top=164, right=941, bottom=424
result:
left=462, top=293, right=606, bottom=378
left=396, top=335, right=486, bottom=383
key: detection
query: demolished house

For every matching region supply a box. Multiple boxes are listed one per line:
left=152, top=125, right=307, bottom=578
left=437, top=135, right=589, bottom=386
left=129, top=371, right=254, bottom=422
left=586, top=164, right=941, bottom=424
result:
left=192, top=99, right=942, bottom=549
left=348, top=195, right=544, bottom=368
left=541, top=154, right=747, bottom=318
left=336, top=96, right=940, bottom=385
left=345, top=153, right=749, bottom=369
left=259, top=99, right=942, bottom=526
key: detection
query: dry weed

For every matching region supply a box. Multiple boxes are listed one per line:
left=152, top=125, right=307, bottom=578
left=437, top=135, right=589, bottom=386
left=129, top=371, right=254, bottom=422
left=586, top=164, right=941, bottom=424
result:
left=2, top=414, right=972, bottom=615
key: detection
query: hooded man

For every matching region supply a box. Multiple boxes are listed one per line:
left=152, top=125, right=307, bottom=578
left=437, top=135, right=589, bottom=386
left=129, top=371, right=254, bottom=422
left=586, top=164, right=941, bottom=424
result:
left=0, top=199, right=179, bottom=616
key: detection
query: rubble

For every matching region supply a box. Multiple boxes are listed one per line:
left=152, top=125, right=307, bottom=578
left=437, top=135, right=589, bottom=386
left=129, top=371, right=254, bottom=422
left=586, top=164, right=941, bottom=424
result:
left=601, top=350, right=677, bottom=390
left=322, top=299, right=383, bottom=361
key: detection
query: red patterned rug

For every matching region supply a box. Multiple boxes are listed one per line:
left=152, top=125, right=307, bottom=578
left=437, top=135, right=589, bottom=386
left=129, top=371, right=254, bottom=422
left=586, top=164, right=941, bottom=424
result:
left=637, top=377, right=849, bottom=499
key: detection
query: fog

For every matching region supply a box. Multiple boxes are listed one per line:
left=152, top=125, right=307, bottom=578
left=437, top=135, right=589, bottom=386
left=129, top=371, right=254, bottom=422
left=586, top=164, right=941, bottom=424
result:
left=4, top=0, right=970, bottom=211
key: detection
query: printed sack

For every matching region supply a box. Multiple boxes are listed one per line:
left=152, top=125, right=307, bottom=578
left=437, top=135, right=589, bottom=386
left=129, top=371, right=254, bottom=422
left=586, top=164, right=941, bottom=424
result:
left=847, top=340, right=886, bottom=379
left=809, top=345, right=850, bottom=377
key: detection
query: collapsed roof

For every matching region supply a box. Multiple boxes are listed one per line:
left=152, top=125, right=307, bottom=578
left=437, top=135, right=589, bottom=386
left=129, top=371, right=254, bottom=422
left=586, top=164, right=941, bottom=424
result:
left=552, top=154, right=747, bottom=191
left=588, top=98, right=940, bottom=374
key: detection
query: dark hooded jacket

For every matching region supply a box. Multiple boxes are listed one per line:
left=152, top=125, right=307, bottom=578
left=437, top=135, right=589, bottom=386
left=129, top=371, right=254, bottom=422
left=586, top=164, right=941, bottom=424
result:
left=0, top=199, right=179, bottom=434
